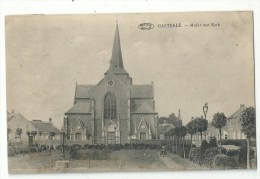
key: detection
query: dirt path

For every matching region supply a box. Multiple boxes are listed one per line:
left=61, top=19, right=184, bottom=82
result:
left=158, top=152, right=208, bottom=171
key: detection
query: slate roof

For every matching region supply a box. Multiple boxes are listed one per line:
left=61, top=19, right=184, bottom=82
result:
left=132, top=102, right=156, bottom=114
left=74, top=84, right=154, bottom=99
left=30, top=121, right=60, bottom=133
left=66, top=102, right=91, bottom=114
left=158, top=123, right=175, bottom=134
left=130, top=85, right=153, bottom=99
left=228, top=106, right=246, bottom=119
left=75, top=84, right=95, bottom=99
left=7, top=112, right=29, bottom=122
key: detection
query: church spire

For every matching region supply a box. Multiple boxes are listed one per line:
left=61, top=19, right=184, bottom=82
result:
left=178, top=109, right=181, bottom=121
left=105, top=22, right=128, bottom=75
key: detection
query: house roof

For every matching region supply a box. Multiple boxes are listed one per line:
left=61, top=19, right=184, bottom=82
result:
left=65, top=102, right=91, bottom=114
left=158, top=123, right=175, bottom=134
left=130, top=85, right=153, bottom=99
left=7, top=112, right=29, bottom=123
left=228, top=106, right=246, bottom=119
left=75, top=84, right=95, bottom=99
left=30, top=121, right=60, bottom=133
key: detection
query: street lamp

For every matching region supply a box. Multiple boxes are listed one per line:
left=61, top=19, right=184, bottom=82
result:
left=203, top=102, right=208, bottom=120
left=203, top=103, right=208, bottom=140
left=60, top=128, right=65, bottom=160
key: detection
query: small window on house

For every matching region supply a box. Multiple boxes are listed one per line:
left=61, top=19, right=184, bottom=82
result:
left=115, top=65, right=118, bottom=68
left=225, top=134, right=228, bottom=139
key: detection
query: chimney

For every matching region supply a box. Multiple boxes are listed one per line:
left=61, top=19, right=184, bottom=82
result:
left=240, top=104, right=245, bottom=109
left=49, top=117, right=52, bottom=124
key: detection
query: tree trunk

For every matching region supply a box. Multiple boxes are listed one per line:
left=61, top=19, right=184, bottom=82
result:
left=219, top=128, right=222, bottom=154
left=190, top=135, right=193, bottom=149
left=247, top=138, right=250, bottom=169
left=175, top=136, right=178, bottom=154
left=200, top=131, right=203, bottom=141
left=182, top=137, right=185, bottom=159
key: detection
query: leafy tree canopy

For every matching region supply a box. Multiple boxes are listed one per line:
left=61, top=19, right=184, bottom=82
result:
left=212, top=112, right=227, bottom=129
left=194, top=117, right=208, bottom=133
left=15, top=128, right=22, bottom=135
left=186, top=120, right=197, bottom=135
left=158, top=113, right=182, bottom=127
left=241, top=107, right=256, bottom=139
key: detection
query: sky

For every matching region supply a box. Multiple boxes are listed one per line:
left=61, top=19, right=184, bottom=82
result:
left=5, top=12, right=255, bottom=128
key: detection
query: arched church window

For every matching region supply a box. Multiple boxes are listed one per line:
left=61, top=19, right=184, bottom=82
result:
left=104, top=92, right=117, bottom=120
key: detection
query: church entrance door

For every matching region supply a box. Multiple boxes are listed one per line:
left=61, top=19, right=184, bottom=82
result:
left=107, top=132, right=115, bottom=144
left=140, top=132, right=146, bottom=140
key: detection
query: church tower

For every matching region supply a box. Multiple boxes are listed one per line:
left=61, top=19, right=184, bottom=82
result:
left=105, top=23, right=132, bottom=85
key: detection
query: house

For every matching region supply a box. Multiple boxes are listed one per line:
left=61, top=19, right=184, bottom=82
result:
left=30, top=118, right=60, bottom=146
left=7, top=110, right=60, bottom=146
left=7, top=110, right=32, bottom=145
left=206, top=104, right=247, bottom=141
left=158, top=120, right=176, bottom=140
left=223, top=104, right=247, bottom=140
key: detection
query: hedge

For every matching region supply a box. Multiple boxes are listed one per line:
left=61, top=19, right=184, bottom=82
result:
left=220, top=139, right=256, bottom=147
left=213, top=154, right=239, bottom=169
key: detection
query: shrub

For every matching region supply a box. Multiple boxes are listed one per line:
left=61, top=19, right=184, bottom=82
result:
left=189, top=148, right=203, bottom=164
left=200, top=140, right=209, bottom=153
left=203, top=147, right=221, bottom=167
left=219, top=139, right=246, bottom=146
left=239, top=144, right=255, bottom=168
left=209, top=137, right=218, bottom=148
left=213, top=154, right=239, bottom=169
left=226, top=149, right=240, bottom=158
left=190, top=147, right=227, bottom=167
left=8, top=146, right=30, bottom=156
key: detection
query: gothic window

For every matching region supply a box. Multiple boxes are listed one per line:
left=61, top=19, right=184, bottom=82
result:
left=104, top=92, right=117, bottom=120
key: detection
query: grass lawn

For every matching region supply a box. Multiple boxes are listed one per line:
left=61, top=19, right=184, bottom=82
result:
left=8, top=149, right=205, bottom=173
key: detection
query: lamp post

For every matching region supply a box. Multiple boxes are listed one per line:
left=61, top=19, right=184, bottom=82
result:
left=203, top=103, right=208, bottom=140
left=203, top=102, right=208, bottom=120
left=60, top=128, right=65, bottom=160
left=54, top=126, right=69, bottom=169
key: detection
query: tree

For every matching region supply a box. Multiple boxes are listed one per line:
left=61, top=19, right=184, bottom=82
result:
left=158, top=117, right=169, bottom=124
left=240, top=107, right=256, bottom=169
left=169, top=128, right=178, bottom=153
left=15, top=128, right=22, bottom=143
left=158, top=113, right=182, bottom=127
left=178, top=126, right=187, bottom=159
left=211, top=112, right=227, bottom=153
left=186, top=120, right=197, bottom=149
left=194, top=117, right=208, bottom=140
left=169, top=113, right=182, bottom=127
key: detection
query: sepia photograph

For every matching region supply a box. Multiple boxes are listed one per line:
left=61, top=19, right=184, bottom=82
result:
left=5, top=12, right=256, bottom=174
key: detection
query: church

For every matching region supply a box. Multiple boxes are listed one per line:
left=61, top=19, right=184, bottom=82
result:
left=64, top=24, right=158, bottom=144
